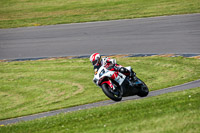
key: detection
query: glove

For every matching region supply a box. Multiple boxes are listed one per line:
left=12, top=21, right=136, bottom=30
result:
left=107, top=58, right=116, bottom=64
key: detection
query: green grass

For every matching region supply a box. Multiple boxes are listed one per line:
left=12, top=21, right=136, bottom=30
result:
left=0, top=87, right=199, bottom=133
left=0, top=56, right=200, bottom=120
left=0, top=0, right=200, bottom=28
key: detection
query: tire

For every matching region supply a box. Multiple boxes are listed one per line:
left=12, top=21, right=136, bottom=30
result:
left=137, top=78, right=149, bottom=97
left=101, top=83, right=122, bottom=101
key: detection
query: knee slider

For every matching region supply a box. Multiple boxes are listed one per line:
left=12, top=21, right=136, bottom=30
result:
left=119, top=67, right=130, bottom=74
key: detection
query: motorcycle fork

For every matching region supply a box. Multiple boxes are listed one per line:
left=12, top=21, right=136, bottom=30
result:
left=101, top=80, right=114, bottom=90
left=109, top=80, right=117, bottom=90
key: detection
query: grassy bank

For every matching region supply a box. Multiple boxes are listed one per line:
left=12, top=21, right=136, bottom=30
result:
left=0, top=56, right=200, bottom=120
left=1, top=87, right=199, bottom=133
left=0, top=0, right=200, bottom=28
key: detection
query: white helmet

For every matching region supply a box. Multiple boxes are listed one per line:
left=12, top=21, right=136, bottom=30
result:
left=90, top=53, right=101, bottom=66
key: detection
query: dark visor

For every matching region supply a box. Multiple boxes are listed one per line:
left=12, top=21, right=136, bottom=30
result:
left=92, top=60, right=98, bottom=65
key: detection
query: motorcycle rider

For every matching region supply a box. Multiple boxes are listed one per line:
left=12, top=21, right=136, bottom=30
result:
left=89, top=53, right=135, bottom=80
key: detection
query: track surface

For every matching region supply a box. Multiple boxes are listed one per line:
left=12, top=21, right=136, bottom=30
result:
left=0, top=79, right=200, bottom=125
left=0, top=13, right=200, bottom=125
left=0, top=14, right=200, bottom=60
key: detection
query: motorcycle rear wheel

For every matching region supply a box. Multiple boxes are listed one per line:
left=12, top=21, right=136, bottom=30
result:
left=136, top=78, right=149, bottom=97
left=101, top=83, right=122, bottom=101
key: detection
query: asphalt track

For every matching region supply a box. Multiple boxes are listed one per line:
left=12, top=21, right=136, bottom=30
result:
left=0, top=79, right=200, bottom=125
left=0, top=14, right=200, bottom=125
left=0, top=13, right=200, bottom=60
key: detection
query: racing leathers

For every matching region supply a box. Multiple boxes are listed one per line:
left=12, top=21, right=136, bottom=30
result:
left=93, top=57, right=135, bottom=80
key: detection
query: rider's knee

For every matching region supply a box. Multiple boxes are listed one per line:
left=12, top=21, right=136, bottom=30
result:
left=119, top=67, right=130, bottom=76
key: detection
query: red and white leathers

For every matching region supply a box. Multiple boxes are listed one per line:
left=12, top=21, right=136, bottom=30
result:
left=90, top=53, right=131, bottom=77
left=100, top=57, right=118, bottom=69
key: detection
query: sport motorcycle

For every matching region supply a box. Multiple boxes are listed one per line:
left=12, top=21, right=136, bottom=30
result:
left=93, top=66, right=149, bottom=101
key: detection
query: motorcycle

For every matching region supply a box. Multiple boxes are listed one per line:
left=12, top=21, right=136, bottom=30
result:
left=93, top=65, right=149, bottom=101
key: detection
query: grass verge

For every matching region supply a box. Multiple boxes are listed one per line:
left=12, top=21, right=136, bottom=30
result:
left=0, top=87, right=199, bottom=133
left=0, top=0, right=200, bottom=28
left=0, top=56, right=200, bottom=120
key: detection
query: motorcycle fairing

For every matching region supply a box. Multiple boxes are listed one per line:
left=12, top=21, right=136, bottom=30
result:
left=101, top=80, right=113, bottom=89
left=110, top=71, right=126, bottom=85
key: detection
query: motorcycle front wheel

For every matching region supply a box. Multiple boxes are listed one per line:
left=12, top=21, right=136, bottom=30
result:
left=101, top=83, right=122, bottom=101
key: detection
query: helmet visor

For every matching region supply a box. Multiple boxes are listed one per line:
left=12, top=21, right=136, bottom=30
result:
left=92, top=60, right=98, bottom=66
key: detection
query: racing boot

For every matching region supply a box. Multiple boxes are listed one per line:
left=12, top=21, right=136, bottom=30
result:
left=119, top=67, right=130, bottom=76
left=129, top=69, right=136, bottom=81
left=119, top=67, right=134, bottom=80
